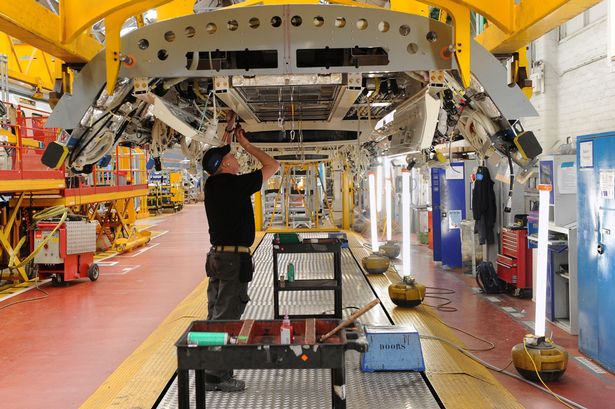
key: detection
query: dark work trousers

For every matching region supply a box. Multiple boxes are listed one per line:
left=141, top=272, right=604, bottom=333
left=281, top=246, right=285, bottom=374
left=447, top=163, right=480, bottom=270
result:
left=205, top=250, right=253, bottom=382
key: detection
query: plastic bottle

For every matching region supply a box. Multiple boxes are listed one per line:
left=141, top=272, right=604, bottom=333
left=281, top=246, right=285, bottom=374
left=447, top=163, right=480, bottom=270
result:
left=287, top=263, right=295, bottom=283
left=280, top=312, right=293, bottom=344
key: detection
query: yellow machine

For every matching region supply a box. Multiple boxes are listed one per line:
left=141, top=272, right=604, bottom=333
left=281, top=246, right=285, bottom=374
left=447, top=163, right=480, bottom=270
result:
left=512, top=335, right=569, bottom=382
left=361, top=253, right=390, bottom=274
left=389, top=276, right=427, bottom=308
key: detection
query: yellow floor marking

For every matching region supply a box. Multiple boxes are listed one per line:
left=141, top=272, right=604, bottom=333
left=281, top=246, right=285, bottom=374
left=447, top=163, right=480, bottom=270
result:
left=346, top=231, right=522, bottom=409
left=80, top=232, right=266, bottom=408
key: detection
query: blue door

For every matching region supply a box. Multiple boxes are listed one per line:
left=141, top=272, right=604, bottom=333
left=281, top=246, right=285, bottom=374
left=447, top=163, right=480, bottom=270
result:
left=431, top=168, right=444, bottom=262
left=440, top=162, right=466, bottom=268
left=577, top=132, right=615, bottom=371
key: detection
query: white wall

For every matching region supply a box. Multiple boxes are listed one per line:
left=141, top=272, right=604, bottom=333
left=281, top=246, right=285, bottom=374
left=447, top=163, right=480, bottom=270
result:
left=523, top=1, right=613, bottom=153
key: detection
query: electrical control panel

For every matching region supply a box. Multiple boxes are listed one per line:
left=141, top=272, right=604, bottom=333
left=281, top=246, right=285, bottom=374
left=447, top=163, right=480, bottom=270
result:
left=33, top=230, right=62, bottom=264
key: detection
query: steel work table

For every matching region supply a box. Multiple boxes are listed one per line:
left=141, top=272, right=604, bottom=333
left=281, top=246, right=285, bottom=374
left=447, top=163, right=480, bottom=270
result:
left=272, top=238, right=343, bottom=319
left=176, top=318, right=366, bottom=409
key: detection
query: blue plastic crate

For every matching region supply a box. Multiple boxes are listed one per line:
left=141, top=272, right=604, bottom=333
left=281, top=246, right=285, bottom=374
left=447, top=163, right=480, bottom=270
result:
left=360, top=325, right=425, bottom=372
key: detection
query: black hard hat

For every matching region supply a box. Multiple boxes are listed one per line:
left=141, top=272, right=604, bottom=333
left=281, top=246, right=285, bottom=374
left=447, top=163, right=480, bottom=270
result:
left=202, top=144, right=231, bottom=175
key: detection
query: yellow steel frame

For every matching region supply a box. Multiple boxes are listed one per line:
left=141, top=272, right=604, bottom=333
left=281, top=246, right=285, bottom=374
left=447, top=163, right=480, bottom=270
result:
left=156, top=0, right=195, bottom=21
left=0, top=34, right=56, bottom=92
left=22, top=188, right=149, bottom=208
left=254, top=191, right=263, bottom=232
left=267, top=162, right=336, bottom=232
left=0, top=179, right=65, bottom=193
left=81, top=197, right=150, bottom=253
left=0, top=193, right=29, bottom=283
left=0, top=0, right=101, bottom=63
left=59, top=0, right=173, bottom=94
left=476, top=0, right=603, bottom=53
left=341, top=168, right=351, bottom=231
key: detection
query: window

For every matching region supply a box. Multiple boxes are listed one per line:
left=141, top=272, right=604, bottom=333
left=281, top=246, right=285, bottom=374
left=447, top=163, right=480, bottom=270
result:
left=559, top=1, right=607, bottom=41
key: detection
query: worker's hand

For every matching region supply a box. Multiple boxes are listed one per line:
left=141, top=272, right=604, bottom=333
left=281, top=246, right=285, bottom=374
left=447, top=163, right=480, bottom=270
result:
left=222, top=130, right=233, bottom=145
left=235, top=126, right=251, bottom=150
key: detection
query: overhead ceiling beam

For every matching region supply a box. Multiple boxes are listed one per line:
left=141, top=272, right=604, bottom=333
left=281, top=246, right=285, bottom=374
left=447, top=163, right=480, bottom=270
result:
left=476, top=0, right=603, bottom=53
left=0, top=0, right=101, bottom=63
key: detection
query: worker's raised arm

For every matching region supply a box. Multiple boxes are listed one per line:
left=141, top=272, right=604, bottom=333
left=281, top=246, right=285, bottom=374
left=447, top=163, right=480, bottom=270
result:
left=236, top=128, right=280, bottom=181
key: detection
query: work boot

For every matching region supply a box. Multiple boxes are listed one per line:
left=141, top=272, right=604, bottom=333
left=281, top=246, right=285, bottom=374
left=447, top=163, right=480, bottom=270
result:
left=204, top=377, right=246, bottom=392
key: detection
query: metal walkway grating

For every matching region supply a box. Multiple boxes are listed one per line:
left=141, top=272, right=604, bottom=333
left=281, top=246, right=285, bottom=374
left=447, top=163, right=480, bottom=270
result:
left=156, top=234, right=439, bottom=408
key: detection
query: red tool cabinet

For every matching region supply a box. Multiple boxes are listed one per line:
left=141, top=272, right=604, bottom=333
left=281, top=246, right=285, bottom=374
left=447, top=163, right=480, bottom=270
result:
left=497, top=227, right=533, bottom=296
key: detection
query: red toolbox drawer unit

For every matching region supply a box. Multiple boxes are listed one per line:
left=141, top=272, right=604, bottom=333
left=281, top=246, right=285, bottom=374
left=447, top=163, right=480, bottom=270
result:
left=497, top=228, right=532, bottom=294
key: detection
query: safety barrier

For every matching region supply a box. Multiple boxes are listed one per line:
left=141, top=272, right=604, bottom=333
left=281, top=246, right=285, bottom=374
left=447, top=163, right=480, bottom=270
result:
left=0, top=104, right=64, bottom=182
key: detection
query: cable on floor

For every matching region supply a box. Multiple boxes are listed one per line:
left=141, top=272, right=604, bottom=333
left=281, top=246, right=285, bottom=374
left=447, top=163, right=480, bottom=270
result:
left=355, top=236, right=582, bottom=407
left=421, top=334, right=587, bottom=409
left=424, top=286, right=457, bottom=312
left=387, top=264, right=494, bottom=351
left=523, top=342, right=575, bottom=409
left=0, top=279, right=49, bottom=311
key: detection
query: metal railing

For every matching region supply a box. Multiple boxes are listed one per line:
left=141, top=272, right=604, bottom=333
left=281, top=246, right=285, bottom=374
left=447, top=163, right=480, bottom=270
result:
left=65, top=146, right=148, bottom=197
left=0, top=104, right=65, bottom=181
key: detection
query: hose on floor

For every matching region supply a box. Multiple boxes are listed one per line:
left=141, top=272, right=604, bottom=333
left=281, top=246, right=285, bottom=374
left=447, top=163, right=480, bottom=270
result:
left=424, top=286, right=457, bottom=313
left=8, top=206, right=68, bottom=269
left=0, top=279, right=49, bottom=310
left=523, top=342, right=576, bottom=409
left=421, top=334, right=587, bottom=409
left=357, top=236, right=585, bottom=408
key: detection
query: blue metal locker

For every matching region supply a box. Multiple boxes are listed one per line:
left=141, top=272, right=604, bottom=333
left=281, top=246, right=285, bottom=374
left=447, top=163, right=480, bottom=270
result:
left=577, top=132, right=615, bottom=372
left=430, top=163, right=469, bottom=268
left=440, top=162, right=468, bottom=268
left=431, top=168, right=444, bottom=262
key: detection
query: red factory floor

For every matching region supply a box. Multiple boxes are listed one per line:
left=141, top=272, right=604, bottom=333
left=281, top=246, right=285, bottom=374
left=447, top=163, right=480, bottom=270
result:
left=0, top=203, right=612, bottom=408
left=400, top=242, right=615, bottom=409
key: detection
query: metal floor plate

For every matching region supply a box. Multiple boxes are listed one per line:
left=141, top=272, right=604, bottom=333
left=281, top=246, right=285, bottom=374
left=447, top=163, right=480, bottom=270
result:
left=156, top=234, right=440, bottom=409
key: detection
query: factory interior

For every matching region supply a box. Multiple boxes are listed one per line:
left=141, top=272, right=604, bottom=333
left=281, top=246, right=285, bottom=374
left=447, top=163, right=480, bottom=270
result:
left=2, top=0, right=615, bottom=408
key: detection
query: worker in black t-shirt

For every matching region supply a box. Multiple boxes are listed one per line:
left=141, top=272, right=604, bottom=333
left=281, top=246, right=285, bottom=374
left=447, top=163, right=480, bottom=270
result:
left=201, top=126, right=279, bottom=392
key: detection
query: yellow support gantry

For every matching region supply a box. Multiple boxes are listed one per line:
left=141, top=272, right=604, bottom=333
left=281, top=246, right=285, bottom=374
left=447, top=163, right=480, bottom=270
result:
left=476, top=0, right=604, bottom=53
left=0, top=0, right=606, bottom=93
left=0, top=34, right=56, bottom=92
left=0, top=0, right=101, bottom=63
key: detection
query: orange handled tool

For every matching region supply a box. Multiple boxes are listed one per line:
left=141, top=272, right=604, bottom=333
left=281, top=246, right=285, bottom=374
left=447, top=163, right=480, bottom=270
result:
left=319, top=299, right=380, bottom=342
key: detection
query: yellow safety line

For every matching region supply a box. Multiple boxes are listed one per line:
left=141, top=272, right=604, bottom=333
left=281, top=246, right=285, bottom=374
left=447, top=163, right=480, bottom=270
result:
left=346, top=231, right=523, bottom=409
left=80, top=232, right=266, bottom=409
left=82, top=230, right=518, bottom=408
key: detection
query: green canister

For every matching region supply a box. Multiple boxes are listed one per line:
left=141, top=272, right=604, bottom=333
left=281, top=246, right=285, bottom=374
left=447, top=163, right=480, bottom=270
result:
left=287, top=263, right=295, bottom=283
left=187, top=332, right=229, bottom=346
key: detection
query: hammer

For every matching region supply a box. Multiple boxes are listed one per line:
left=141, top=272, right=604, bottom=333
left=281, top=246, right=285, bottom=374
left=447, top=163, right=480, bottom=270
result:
left=319, top=299, right=380, bottom=343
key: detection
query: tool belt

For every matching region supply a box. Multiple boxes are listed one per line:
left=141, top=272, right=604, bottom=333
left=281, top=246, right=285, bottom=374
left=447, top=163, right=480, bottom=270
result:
left=212, top=245, right=251, bottom=254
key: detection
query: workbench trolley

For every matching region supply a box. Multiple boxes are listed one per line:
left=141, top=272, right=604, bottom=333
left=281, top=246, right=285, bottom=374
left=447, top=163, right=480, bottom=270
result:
left=175, top=318, right=367, bottom=409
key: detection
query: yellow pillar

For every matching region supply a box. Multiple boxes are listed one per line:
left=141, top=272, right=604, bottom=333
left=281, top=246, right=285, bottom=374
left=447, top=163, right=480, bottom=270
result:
left=254, top=190, right=263, bottom=231
left=342, top=168, right=351, bottom=230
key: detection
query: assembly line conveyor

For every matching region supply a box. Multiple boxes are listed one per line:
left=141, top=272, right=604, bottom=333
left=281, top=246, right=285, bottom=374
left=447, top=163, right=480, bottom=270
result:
left=156, top=233, right=441, bottom=409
